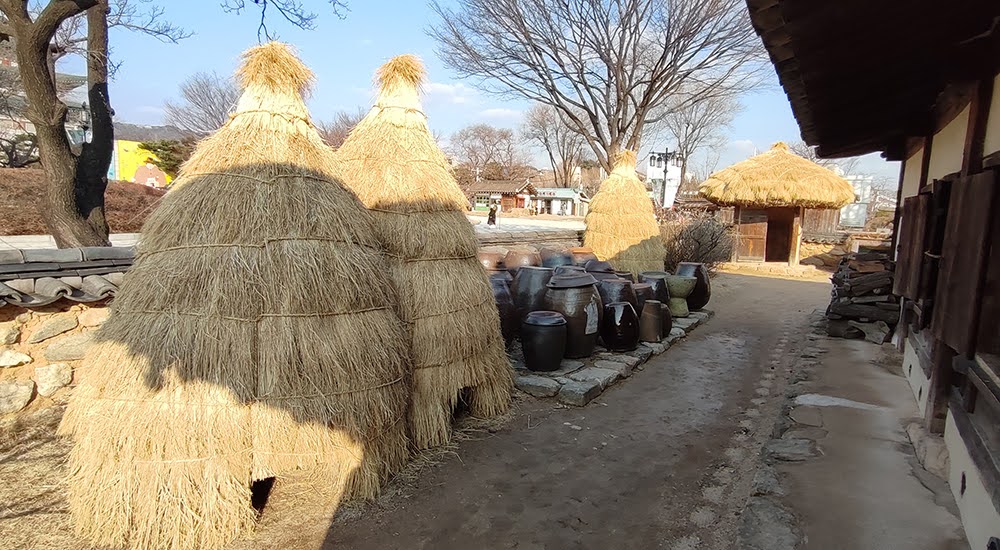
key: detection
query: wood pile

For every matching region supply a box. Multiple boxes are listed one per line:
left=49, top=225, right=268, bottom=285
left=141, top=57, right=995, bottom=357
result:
left=826, top=253, right=899, bottom=343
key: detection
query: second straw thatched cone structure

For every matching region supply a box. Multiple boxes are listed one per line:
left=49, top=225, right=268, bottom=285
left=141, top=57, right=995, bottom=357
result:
left=335, top=55, right=511, bottom=449
left=58, top=43, right=412, bottom=550
left=584, top=150, right=665, bottom=277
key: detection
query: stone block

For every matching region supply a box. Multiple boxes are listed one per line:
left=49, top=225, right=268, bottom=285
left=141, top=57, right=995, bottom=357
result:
left=0, top=350, right=32, bottom=368
left=558, top=379, right=602, bottom=407
left=529, top=359, right=585, bottom=378
left=765, top=438, right=819, bottom=461
left=567, top=366, right=620, bottom=389
left=627, top=346, right=653, bottom=363
left=0, top=323, right=19, bottom=345
left=0, top=380, right=35, bottom=414
left=44, top=333, right=94, bottom=362
left=27, top=314, right=78, bottom=344
left=673, top=317, right=699, bottom=332
left=34, top=363, right=73, bottom=397
left=789, top=405, right=823, bottom=427
left=598, top=353, right=640, bottom=368
left=646, top=342, right=666, bottom=355
left=595, top=359, right=632, bottom=379
left=78, top=308, right=109, bottom=328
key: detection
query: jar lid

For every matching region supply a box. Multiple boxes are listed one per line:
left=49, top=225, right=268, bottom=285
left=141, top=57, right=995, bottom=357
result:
left=584, top=259, right=615, bottom=273
left=639, top=270, right=671, bottom=281
left=546, top=273, right=598, bottom=288
left=523, top=310, right=567, bottom=326
left=552, top=265, right=587, bottom=276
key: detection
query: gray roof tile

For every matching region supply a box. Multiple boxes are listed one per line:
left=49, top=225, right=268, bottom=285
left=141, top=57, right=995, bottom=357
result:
left=0, top=246, right=131, bottom=309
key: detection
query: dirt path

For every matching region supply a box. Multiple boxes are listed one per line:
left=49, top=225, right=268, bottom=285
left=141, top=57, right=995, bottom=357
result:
left=0, top=273, right=830, bottom=550
left=316, top=273, right=829, bottom=550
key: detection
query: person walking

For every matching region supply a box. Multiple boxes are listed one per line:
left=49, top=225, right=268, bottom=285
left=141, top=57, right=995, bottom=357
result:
left=487, top=201, right=498, bottom=227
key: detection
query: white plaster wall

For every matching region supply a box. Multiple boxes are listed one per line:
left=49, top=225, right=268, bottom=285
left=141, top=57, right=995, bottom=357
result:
left=945, top=413, right=1000, bottom=550
left=902, top=337, right=930, bottom=416
left=983, top=73, right=1000, bottom=157
left=927, top=106, right=970, bottom=182
left=901, top=148, right=924, bottom=199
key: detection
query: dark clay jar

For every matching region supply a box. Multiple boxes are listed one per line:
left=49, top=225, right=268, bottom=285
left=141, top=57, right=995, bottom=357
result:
left=511, top=266, right=554, bottom=325
left=638, top=272, right=671, bottom=303
left=676, top=262, right=711, bottom=311
left=505, top=250, right=542, bottom=275
left=659, top=302, right=674, bottom=337
left=553, top=265, right=587, bottom=277
left=489, top=277, right=518, bottom=345
left=522, top=311, right=568, bottom=371
left=633, top=283, right=654, bottom=313
left=600, top=301, right=639, bottom=352
left=569, top=246, right=599, bottom=267
left=639, top=300, right=663, bottom=343
left=597, top=278, right=638, bottom=312
left=615, top=271, right=636, bottom=283
left=488, top=270, right=513, bottom=284
left=540, top=248, right=574, bottom=268
left=544, top=278, right=602, bottom=359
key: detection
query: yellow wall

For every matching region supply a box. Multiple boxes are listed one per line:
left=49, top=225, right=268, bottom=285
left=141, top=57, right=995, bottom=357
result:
left=114, top=140, right=172, bottom=185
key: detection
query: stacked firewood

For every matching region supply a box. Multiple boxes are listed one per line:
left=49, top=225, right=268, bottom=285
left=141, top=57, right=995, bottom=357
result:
left=826, top=253, right=900, bottom=343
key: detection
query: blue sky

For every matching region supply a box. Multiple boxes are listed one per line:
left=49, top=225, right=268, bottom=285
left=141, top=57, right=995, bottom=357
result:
left=66, top=0, right=898, bottom=179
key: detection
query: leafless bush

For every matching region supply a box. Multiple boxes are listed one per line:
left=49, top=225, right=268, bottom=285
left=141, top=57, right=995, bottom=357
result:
left=660, top=212, right=734, bottom=272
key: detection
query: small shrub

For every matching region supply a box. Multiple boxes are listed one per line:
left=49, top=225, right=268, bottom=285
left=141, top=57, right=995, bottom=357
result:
left=660, top=211, right=734, bottom=273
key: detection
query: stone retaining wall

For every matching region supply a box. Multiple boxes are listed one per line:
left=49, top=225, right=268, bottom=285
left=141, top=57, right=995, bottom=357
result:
left=0, top=302, right=105, bottom=415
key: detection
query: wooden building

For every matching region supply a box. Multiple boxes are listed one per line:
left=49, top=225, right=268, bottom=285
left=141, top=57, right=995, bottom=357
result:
left=699, top=142, right=855, bottom=266
left=466, top=180, right=536, bottom=212
left=745, top=1, right=1000, bottom=546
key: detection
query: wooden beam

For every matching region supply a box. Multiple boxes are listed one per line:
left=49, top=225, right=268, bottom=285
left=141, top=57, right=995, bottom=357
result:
left=889, top=159, right=907, bottom=257
left=789, top=207, right=803, bottom=267
left=924, top=339, right=956, bottom=433
left=918, top=135, right=933, bottom=188
left=962, top=77, right=995, bottom=176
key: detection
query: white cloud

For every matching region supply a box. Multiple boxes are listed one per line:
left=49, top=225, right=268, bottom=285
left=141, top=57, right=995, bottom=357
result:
left=730, top=139, right=757, bottom=155
left=425, top=81, right=475, bottom=105
left=478, top=107, right=522, bottom=120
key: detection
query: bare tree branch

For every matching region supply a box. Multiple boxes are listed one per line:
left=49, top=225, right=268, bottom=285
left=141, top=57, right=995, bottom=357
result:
left=315, top=107, right=364, bottom=150
left=163, top=71, right=239, bottom=135
left=660, top=92, right=740, bottom=185
left=450, top=123, right=533, bottom=182
left=429, top=0, right=767, bottom=173
left=522, top=103, right=584, bottom=188
left=220, top=0, right=349, bottom=39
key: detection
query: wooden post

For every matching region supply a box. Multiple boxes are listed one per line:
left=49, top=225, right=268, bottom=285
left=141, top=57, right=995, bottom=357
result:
left=789, top=206, right=803, bottom=267
left=733, top=205, right=741, bottom=262
left=924, top=339, right=956, bottom=433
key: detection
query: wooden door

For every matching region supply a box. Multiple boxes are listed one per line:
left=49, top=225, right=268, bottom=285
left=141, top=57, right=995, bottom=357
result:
left=736, top=208, right=767, bottom=262
left=765, top=207, right=794, bottom=263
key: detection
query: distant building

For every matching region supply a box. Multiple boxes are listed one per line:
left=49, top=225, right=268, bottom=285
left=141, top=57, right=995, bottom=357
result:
left=532, top=187, right=589, bottom=217
left=467, top=180, right=537, bottom=211
left=109, top=123, right=190, bottom=187
left=642, top=150, right=685, bottom=207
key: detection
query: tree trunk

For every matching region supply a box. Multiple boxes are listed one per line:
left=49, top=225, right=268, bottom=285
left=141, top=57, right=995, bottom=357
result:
left=10, top=3, right=110, bottom=248
left=75, top=1, right=112, bottom=241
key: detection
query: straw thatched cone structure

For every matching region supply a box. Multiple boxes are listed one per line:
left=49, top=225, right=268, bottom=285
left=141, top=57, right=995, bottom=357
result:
left=584, top=150, right=665, bottom=277
left=58, top=43, right=412, bottom=550
left=699, top=141, right=855, bottom=265
left=334, top=55, right=511, bottom=450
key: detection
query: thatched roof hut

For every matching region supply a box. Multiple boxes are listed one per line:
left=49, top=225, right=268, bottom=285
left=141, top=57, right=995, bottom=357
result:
left=698, top=142, right=855, bottom=209
left=333, top=55, right=510, bottom=450
left=583, top=150, right=665, bottom=276
left=699, top=142, right=855, bottom=264
left=59, top=43, right=412, bottom=550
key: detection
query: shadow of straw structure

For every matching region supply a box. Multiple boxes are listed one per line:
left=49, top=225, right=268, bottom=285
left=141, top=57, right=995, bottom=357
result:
left=57, top=42, right=412, bottom=550
left=333, top=54, right=511, bottom=450
left=584, top=150, right=666, bottom=277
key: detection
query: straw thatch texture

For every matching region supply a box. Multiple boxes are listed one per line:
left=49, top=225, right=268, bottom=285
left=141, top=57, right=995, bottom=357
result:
left=698, top=142, right=856, bottom=209
left=58, top=42, right=412, bottom=550
left=584, top=150, right=665, bottom=276
left=333, top=54, right=511, bottom=450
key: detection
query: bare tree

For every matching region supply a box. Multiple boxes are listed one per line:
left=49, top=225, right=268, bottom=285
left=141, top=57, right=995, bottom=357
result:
left=164, top=72, right=239, bottom=135
left=316, top=107, right=365, bottom=149
left=430, top=0, right=765, bottom=173
left=789, top=141, right=862, bottom=176
left=521, top=104, right=584, bottom=187
left=662, top=93, right=740, bottom=185
left=450, top=123, right=533, bottom=180
left=0, top=1, right=187, bottom=247
left=221, top=0, right=349, bottom=39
